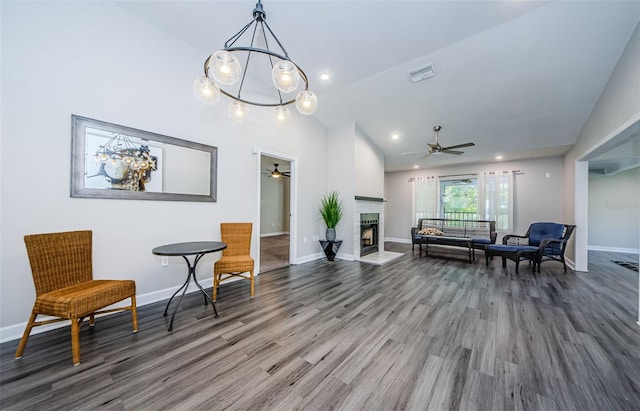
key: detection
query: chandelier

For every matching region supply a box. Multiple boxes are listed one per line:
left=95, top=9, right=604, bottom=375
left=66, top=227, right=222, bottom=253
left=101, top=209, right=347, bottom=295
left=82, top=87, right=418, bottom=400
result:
left=93, top=133, right=157, bottom=191
left=193, top=0, right=318, bottom=123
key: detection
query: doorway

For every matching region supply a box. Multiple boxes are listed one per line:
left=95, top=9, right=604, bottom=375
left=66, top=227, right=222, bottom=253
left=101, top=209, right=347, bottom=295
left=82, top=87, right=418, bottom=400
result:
left=259, top=154, right=292, bottom=272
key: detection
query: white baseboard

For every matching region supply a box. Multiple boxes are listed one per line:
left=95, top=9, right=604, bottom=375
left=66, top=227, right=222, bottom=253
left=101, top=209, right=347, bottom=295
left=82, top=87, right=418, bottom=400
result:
left=588, top=245, right=640, bottom=254
left=294, top=252, right=324, bottom=265
left=260, top=232, right=290, bottom=237
left=0, top=278, right=216, bottom=344
left=385, top=237, right=411, bottom=244
left=336, top=252, right=355, bottom=262
left=565, top=257, right=577, bottom=272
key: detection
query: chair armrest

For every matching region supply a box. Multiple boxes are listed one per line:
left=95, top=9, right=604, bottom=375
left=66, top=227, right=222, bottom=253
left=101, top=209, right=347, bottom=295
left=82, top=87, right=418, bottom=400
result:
left=538, top=238, right=566, bottom=253
left=502, top=234, right=528, bottom=245
left=411, top=227, right=419, bottom=243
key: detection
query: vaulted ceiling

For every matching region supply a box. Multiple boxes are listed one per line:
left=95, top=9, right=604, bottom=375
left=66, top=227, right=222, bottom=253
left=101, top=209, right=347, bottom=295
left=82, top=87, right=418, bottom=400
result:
left=115, top=0, right=640, bottom=172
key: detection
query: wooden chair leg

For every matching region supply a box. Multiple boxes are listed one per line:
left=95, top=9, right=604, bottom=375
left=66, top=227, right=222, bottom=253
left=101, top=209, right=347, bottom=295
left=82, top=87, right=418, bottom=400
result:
left=71, top=318, right=81, bottom=365
left=250, top=270, right=255, bottom=299
left=213, top=273, right=219, bottom=302
left=15, top=312, right=37, bottom=359
left=131, top=294, right=138, bottom=332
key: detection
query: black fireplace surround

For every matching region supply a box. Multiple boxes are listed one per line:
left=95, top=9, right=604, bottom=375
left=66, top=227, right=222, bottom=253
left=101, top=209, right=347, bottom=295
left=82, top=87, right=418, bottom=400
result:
left=360, top=213, right=379, bottom=257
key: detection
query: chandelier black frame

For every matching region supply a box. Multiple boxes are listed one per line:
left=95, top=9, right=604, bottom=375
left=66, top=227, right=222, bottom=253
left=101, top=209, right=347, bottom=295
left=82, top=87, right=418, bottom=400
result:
left=202, top=0, right=310, bottom=108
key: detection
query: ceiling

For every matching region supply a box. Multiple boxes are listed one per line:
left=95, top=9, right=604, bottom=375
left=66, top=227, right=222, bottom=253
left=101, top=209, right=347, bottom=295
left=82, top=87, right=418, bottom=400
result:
left=114, top=0, right=640, bottom=172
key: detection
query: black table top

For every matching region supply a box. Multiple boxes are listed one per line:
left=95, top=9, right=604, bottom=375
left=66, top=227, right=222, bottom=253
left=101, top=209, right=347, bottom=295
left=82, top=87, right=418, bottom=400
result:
left=152, top=241, right=227, bottom=256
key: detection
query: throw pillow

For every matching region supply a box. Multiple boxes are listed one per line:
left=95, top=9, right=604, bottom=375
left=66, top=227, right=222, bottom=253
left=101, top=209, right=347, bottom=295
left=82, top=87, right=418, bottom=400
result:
left=419, top=228, right=444, bottom=236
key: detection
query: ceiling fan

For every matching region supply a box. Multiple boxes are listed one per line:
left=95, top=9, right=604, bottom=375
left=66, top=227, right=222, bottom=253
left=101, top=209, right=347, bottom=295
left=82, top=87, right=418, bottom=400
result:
left=263, top=163, right=290, bottom=178
left=403, top=125, right=475, bottom=158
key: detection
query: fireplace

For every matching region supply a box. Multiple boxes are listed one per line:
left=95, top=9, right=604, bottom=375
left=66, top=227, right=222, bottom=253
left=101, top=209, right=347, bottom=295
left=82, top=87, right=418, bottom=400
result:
left=360, top=213, right=379, bottom=257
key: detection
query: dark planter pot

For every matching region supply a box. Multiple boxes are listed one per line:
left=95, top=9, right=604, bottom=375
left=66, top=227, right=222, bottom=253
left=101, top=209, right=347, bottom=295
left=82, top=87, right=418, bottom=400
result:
left=326, top=228, right=336, bottom=241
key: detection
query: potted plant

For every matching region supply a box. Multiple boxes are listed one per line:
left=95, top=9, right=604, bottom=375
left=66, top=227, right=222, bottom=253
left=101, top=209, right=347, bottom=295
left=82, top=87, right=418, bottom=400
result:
left=320, top=191, right=343, bottom=241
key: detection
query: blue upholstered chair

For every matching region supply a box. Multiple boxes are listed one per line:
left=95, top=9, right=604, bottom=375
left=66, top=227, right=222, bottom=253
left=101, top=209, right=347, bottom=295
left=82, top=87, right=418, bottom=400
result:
left=485, top=222, right=576, bottom=273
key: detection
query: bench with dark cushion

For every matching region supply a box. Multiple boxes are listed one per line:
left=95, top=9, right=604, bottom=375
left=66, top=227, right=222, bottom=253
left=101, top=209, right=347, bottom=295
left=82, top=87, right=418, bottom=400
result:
left=411, top=218, right=497, bottom=261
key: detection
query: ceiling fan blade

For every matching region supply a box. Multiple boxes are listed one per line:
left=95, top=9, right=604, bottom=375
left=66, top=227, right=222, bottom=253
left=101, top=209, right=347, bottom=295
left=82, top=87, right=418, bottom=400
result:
left=443, top=150, right=464, bottom=155
left=443, top=142, right=475, bottom=150
left=427, top=143, right=439, bottom=149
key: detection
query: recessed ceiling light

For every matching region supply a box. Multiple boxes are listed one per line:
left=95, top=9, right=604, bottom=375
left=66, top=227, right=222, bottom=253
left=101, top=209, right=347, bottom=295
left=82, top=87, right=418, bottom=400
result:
left=320, top=73, right=330, bottom=81
left=392, top=134, right=399, bottom=140
left=414, top=165, right=419, bottom=169
left=495, top=155, right=503, bottom=160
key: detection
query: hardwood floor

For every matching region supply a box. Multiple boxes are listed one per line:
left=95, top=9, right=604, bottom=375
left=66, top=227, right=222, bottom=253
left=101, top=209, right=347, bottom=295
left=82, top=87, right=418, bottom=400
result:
left=260, top=234, right=290, bottom=273
left=1, top=244, right=639, bottom=410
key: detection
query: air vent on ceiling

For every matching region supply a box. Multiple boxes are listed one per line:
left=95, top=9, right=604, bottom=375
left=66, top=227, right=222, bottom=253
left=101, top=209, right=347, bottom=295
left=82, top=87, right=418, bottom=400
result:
left=408, top=64, right=435, bottom=83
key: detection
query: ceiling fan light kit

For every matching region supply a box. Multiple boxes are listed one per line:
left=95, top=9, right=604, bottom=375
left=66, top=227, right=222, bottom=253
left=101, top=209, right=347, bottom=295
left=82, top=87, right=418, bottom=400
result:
left=193, top=0, right=318, bottom=123
left=264, top=163, right=290, bottom=178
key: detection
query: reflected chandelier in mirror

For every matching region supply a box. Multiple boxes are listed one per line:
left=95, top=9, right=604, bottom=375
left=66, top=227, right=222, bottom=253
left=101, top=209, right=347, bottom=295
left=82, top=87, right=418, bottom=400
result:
left=71, top=115, right=217, bottom=202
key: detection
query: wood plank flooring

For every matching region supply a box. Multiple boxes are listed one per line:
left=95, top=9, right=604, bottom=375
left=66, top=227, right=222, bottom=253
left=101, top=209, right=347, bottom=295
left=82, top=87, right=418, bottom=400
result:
left=1, top=244, right=639, bottom=410
left=260, top=234, right=290, bottom=273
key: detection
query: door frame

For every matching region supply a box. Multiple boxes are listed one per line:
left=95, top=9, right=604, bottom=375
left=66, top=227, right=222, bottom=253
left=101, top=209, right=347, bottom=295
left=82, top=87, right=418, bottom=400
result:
left=256, top=149, right=297, bottom=273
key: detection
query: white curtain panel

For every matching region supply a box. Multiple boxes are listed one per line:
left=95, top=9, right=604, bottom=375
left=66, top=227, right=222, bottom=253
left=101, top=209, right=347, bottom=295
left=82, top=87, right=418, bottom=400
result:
left=412, top=176, right=439, bottom=225
left=478, top=171, right=514, bottom=231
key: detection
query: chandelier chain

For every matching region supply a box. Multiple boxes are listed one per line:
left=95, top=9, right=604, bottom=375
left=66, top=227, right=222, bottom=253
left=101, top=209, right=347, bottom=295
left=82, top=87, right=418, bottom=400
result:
left=225, top=19, right=254, bottom=49
left=259, top=20, right=285, bottom=104
left=235, top=22, right=261, bottom=100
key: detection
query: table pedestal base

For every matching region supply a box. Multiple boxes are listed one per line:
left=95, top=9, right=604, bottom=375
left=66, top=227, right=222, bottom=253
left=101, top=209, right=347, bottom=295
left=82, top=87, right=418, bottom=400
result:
left=163, top=254, right=218, bottom=332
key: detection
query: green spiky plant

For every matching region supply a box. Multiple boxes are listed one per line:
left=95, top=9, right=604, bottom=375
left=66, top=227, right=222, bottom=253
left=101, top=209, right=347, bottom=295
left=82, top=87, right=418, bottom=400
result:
left=320, top=191, right=343, bottom=229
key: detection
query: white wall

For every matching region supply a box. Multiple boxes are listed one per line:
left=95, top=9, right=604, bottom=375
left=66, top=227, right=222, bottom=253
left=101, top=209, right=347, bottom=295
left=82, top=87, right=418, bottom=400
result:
left=325, top=122, right=385, bottom=258
left=354, top=125, right=385, bottom=198
left=0, top=1, right=328, bottom=337
left=326, top=123, right=356, bottom=255
left=588, top=168, right=640, bottom=252
left=384, top=156, right=564, bottom=241
left=563, top=21, right=640, bottom=262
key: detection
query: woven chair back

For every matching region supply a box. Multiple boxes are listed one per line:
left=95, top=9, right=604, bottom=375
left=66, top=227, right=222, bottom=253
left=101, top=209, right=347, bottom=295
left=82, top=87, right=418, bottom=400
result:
left=23, top=230, right=93, bottom=296
left=220, top=223, right=252, bottom=257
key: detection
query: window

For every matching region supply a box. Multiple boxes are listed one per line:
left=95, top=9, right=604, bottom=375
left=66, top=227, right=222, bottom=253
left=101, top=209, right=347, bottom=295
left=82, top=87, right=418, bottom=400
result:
left=412, top=172, right=513, bottom=231
left=440, top=178, right=478, bottom=220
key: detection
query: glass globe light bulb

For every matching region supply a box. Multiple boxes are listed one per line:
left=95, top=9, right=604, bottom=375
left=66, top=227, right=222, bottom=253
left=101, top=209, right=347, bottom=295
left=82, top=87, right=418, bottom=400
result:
left=192, top=76, right=220, bottom=104
left=98, top=153, right=110, bottom=163
left=110, top=158, right=118, bottom=166
left=295, top=90, right=318, bottom=115
left=208, top=50, right=241, bottom=86
left=123, top=156, right=134, bottom=165
left=139, top=160, right=149, bottom=170
left=131, top=161, right=141, bottom=170
left=272, top=61, right=301, bottom=93
left=273, top=106, right=291, bottom=123
left=228, top=101, right=249, bottom=123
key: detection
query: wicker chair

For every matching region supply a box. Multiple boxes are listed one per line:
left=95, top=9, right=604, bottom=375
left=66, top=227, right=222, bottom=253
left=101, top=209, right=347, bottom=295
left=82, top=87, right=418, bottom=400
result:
left=16, top=230, right=138, bottom=365
left=213, top=223, right=254, bottom=302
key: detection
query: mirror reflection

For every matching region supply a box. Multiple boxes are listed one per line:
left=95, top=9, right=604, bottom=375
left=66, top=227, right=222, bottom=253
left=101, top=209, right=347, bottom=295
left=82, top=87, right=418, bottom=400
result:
left=71, top=115, right=217, bottom=202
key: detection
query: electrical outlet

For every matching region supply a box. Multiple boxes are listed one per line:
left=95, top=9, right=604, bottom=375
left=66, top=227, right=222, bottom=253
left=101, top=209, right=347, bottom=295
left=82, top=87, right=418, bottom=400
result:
left=161, top=256, right=169, bottom=267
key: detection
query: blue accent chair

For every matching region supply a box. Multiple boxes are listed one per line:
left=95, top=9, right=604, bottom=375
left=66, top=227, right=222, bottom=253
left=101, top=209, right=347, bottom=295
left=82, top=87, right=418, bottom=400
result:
left=486, top=222, right=576, bottom=273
